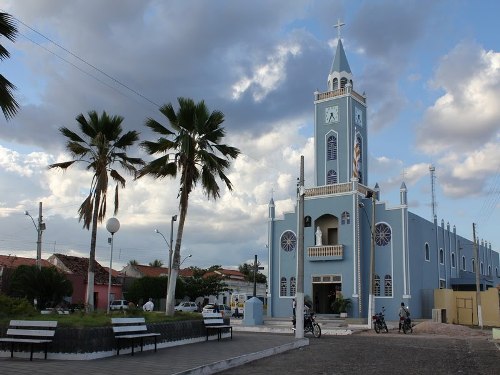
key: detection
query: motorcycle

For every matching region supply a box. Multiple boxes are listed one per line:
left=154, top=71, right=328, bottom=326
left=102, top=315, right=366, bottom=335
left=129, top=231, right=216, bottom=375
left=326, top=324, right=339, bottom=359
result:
left=372, top=307, right=389, bottom=333
left=292, top=311, right=322, bottom=338
left=400, top=316, right=413, bottom=334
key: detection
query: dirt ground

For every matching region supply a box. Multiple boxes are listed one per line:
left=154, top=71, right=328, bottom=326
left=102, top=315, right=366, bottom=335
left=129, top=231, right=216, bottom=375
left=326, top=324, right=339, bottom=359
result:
left=358, top=320, right=494, bottom=338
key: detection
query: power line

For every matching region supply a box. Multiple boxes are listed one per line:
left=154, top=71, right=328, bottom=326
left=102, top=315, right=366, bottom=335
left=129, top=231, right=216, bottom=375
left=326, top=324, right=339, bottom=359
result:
left=6, top=11, right=160, bottom=108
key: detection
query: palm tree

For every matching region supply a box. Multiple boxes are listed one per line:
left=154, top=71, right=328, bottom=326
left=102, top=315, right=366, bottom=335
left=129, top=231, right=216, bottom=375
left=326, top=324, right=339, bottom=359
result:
left=0, top=12, right=19, bottom=120
left=49, top=110, right=144, bottom=311
left=138, top=97, right=240, bottom=315
left=149, top=259, right=163, bottom=267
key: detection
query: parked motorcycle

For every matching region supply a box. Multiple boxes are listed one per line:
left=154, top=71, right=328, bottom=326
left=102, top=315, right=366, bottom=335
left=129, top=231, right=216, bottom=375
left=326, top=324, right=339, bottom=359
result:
left=292, top=311, right=322, bottom=338
left=372, top=307, right=389, bottom=333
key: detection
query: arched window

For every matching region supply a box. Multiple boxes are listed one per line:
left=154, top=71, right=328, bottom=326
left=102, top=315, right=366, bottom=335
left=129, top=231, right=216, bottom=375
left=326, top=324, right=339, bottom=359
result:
left=480, top=262, right=484, bottom=274
left=472, top=259, right=475, bottom=272
left=280, top=277, right=287, bottom=297
left=340, top=77, right=347, bottom=88
left=439, top=248, right=444, bottom=264
left=451, top=252, right=456, bottom=268
left=327, top=135, right=337, bottom=160
left=341, top=211, right=350, bottom=225
left=327, top=170, right=337, bottom=184
left=374, top=274, right=381, bottom=296
left=332, top=78, right=338, bottom=90
left=384, top=275, right=392, bottom=296
left=488, top=265, right=491, bottom=276
left=462, top=256, right=466, bottom=271
left=290, top=277, right=296, bottom=296
left=425, top=243, right=430, bottom=261
left=280, top=231, right=297, bottom=252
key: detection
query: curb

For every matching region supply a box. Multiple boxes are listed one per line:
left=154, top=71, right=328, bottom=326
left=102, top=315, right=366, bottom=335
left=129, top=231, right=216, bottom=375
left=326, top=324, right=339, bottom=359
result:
left=176, top=337, right=309, bottom=375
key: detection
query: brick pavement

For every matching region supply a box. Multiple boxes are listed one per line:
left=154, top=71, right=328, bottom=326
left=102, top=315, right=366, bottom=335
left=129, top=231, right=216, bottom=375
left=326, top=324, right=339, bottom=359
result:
left=0, top=332, right=308, bottom=375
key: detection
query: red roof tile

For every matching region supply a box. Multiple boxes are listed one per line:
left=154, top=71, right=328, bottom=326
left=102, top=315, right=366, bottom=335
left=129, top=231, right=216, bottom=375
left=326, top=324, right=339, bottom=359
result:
left=0, top=255, right=52, bottom=268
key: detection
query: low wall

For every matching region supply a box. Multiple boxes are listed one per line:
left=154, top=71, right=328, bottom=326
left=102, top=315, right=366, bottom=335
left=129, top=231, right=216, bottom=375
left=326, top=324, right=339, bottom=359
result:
left=0, top=319, right=223, bottom=360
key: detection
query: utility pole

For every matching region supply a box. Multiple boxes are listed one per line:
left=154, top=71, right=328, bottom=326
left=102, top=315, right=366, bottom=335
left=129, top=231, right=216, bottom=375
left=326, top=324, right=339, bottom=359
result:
left=251, top=254, right=264, bottom=297
left=473, top=223, right=483, bottom=328
left=36, top=202, right=43, bottom=270
left=295, top=156, right=305, bottom=339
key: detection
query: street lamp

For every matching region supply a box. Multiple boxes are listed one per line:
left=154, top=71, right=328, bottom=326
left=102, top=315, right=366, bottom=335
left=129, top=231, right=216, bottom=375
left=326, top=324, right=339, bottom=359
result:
left=359, top=191, right=376, bottom=328
left=180, top=254, right=192, bottom=267
left=106, top=217, right=120, bottom=314
left=25, top=202, right=46, bottom=270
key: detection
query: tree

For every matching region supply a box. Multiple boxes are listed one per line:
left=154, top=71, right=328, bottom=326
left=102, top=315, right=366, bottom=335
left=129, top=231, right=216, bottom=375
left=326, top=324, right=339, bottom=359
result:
left=239, top=262, right=267, bottom=284
left=49, top=110, right=144, bottom=311
left=149, top=259, right=163, bottom=267
left=0, top=12, right=19, bottom=120
left=138, top=97, right=240, bottom=315
left=128, top=259, right=138, bottom=266
left=181, top=266, right=229, bottom=301
left=9, top=265, right=73, bottom=309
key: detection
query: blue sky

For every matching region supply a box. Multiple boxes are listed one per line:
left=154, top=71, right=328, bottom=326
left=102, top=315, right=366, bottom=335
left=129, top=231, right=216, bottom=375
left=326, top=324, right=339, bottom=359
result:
left=0, top=0, right=498, bottom=273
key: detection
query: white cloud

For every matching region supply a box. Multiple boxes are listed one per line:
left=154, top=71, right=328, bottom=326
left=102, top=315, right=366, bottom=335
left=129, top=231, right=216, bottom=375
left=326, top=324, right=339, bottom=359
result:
left=232, top=41, right=302, bottom=102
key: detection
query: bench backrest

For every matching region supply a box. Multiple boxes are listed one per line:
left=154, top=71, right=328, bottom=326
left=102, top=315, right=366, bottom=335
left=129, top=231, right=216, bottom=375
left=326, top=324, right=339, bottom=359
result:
left=203, top=312, right=225, bottom=327
left=111, top=317, right=148, bottom=336
left=6, top=320, right=57, bottom=339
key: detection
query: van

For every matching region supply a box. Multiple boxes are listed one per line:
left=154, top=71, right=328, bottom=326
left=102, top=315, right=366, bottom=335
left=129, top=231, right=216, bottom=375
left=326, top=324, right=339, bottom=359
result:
left=109, top=299, right=129, bottom=310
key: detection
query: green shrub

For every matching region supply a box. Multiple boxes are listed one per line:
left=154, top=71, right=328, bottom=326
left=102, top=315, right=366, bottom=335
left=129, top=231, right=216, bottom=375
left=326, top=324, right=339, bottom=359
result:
left=0, top=294, right=37, bottom=319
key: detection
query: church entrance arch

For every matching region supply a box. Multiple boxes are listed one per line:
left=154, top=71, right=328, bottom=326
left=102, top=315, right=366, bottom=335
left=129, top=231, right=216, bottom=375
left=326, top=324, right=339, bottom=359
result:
left=312, top=274, right=342, bottom=314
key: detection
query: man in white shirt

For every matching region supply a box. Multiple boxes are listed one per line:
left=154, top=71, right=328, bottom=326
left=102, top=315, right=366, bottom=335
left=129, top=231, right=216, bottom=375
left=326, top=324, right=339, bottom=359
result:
left=143, top=298, right=154, bottom=311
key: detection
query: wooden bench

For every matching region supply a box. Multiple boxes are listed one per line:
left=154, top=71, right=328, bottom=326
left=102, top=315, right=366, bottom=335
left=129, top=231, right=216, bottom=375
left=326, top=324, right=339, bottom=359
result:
left=203, top=312, right=233, bottom=341
left=0, top=320, right=57, bottom=361
left=111, top=317, right=160, bottom=356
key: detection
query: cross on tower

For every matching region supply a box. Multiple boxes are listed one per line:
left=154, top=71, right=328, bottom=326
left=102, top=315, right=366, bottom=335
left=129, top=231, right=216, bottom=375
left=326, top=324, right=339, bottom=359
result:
left=334, top=18, right=345, bottom=40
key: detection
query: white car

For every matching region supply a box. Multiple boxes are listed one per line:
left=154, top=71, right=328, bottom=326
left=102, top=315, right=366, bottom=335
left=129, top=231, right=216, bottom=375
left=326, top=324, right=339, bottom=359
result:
left=109, top=300, right=129, bottom=310
left=175, top=301, right=198, bottom=312
left=202, top=304, right=231, bottom=316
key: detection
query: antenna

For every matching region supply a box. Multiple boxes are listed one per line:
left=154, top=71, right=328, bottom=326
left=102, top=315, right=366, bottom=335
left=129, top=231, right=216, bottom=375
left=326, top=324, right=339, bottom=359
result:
left=429, top=165, right=437, bottom=219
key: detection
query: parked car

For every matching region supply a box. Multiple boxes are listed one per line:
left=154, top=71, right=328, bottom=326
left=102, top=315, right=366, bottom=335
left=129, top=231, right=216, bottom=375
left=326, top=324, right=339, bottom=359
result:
left=109, top=299, right=129, bottom=310
left=175, top=301, right=198, bottom=312
left=202, top=304, right=232, bottom=316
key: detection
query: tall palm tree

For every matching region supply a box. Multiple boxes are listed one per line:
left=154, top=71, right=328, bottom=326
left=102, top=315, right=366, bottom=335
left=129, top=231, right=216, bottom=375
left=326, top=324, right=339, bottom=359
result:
left=149, top=259, right=163, bottom=267
left=49, top=110, right=144, bottom=311
left=138, top=97, right=240, bottom=315
left=0, top=12, right=19, bottom=120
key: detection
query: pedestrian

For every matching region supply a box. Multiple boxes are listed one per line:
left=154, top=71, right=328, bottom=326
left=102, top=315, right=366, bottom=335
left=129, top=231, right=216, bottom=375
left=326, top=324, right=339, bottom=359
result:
left=398, top=302, right=409, bottom=332
left=143, top=298, right=154, bottom=312
left=292, top=298, right=296, bottom=317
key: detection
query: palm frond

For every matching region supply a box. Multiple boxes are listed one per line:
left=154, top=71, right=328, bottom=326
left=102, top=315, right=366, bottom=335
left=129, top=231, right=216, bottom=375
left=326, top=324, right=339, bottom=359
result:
left=48, top=161, right=76, bottom=170
left=110, top=169, right=126, bottom=188
left=78, top=195, right=93, bottom=229
left=114, top=130, right=139, bottom=149
left=145, top=117, right=174, bottom=136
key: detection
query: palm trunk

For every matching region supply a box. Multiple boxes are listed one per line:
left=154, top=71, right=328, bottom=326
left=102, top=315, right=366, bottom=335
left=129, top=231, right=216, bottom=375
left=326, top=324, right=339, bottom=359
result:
left=165, top=192, right=189, bottom=316
left=85, top=191, right=101, bottom=312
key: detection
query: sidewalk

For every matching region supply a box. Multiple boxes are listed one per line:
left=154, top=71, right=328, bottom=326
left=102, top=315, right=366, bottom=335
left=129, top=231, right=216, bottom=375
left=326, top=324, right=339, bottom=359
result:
left=0, top=332, right=308, bottom=375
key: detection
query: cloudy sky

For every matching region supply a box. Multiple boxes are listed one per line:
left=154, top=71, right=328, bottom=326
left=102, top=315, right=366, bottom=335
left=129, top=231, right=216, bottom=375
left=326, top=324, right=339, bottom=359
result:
left=1, top=0, right=499, bottom=274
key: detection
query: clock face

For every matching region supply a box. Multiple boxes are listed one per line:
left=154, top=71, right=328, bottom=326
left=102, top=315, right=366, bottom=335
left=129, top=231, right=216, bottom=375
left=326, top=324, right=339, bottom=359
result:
left=325, top=106, right=339, bottom=124
left=355, top=107, right=363, bottom=126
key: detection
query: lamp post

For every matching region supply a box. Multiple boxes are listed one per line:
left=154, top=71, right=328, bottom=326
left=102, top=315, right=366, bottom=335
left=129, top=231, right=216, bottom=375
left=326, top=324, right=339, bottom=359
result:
left=180, top=254, right=192, bottom=267
left=360, top=191, right=376, bottom=328
left=106, top=217, right=120, bottom=314
left=25, top=202, right=45, bottom=270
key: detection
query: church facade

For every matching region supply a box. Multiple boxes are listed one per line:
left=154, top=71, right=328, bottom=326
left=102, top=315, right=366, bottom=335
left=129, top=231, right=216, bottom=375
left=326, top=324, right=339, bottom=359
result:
left=266, top=37, right=500, bottom=321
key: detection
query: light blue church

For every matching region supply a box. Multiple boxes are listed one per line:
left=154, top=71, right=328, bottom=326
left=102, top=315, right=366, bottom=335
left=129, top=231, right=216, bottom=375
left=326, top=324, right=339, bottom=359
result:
left=266, top=34, right=500, bottom=321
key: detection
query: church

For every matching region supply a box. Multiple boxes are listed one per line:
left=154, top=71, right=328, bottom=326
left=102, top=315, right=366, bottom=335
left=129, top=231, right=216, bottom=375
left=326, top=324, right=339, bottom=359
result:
left=266, top=31, right=500, bottom=321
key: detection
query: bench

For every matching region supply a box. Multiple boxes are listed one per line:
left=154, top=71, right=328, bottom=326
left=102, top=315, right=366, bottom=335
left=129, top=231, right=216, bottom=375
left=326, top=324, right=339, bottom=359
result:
left=203, top=312, right=233, bottom=341
left=111, top=317, right=160, bottom=356
left=0, top=320, right=57, bottom=360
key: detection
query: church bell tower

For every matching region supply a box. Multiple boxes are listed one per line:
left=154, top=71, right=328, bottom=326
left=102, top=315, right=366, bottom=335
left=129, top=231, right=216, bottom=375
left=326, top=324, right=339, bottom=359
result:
left=314, top=22, right=368, bottom=187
